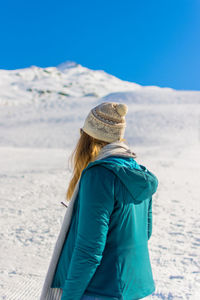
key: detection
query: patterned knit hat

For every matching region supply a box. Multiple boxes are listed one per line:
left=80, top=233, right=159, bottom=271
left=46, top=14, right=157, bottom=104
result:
left=82, top=102, right=128, bottom=143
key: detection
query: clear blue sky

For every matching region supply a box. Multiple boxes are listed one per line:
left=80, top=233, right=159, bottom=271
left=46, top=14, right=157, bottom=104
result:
left=0, top=0, right=199, bottom=90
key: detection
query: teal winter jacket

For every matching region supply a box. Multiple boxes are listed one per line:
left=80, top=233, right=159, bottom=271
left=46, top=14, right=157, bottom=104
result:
left=51, top=156, right=159, bottom=300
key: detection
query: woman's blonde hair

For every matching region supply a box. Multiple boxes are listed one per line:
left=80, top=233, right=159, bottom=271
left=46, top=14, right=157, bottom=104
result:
left=66, top=128, right=136, bottom=201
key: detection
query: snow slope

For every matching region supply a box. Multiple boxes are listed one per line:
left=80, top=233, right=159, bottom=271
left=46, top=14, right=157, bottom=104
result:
left=0, top=61, right=200, bottom=299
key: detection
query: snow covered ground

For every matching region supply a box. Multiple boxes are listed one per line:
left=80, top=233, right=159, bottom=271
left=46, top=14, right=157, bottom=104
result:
left=0, top=61, right=200, bottom=299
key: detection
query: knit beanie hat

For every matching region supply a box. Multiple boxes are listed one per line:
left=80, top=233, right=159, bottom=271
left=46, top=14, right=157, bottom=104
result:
left=82, top=102, right=128, bottom=143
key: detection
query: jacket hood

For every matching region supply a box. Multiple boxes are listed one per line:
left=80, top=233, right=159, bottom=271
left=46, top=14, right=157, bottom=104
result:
left=83, top=156, right=158, bottom=204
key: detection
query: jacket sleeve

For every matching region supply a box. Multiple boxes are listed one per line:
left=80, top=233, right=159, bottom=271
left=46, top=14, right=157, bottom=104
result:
left=147, top=171, right=158, bottom=240
left=147, top=196, right=152, bottom=240
left=61, top=165, right=115, bottom=300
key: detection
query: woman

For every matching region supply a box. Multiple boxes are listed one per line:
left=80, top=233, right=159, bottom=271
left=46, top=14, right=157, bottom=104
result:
left=40, top=102, right=159, bottom=300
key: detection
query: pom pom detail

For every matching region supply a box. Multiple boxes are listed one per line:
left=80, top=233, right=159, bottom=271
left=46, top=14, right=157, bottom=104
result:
left=116, top=103, right=128, bottom=117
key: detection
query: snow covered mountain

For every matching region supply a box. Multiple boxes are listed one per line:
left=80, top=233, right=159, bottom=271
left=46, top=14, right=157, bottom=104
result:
left=0, top=60, right=199, bottom=149
left=0, top=60, right=140, bottom=106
